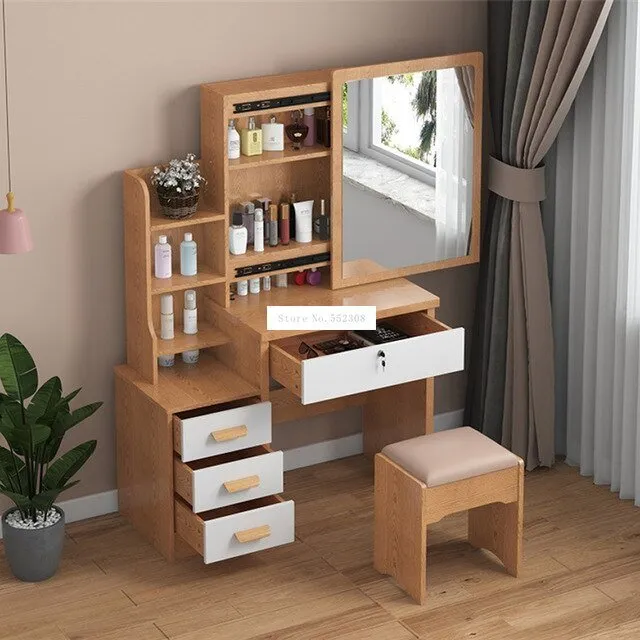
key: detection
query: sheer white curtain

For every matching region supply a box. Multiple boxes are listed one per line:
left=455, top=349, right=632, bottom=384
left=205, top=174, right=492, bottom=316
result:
left=550, top=0, right=640, bottom=503
left=434, top=68, right=473, bottom=260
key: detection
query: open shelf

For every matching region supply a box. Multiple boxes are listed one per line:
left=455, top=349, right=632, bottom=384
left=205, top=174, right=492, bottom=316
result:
left=154, top=353, right=259, bottom=412
left=229, top=239, right=330, bottom=271
left=229, top=145, right=330, bottom=171
left=150, top=208, right=225, bottom=231
left=156, top=323, right=230, bottom=356
left=151, top=267, right=225, bottom=295
left=231, top=261, right=330, bottom=283
left=229, top=100, right=331, bottom=119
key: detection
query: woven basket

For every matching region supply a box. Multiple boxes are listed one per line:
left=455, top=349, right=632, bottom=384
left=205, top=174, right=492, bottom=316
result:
left=156, top=188, right=200, bottom=220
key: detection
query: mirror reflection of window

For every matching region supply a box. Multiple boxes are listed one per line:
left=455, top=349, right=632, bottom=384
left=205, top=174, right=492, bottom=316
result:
left=341, top=65, right=475, bottom=275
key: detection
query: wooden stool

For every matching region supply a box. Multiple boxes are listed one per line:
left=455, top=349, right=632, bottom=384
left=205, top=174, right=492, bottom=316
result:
left=374, top=427, right=524, bottom=604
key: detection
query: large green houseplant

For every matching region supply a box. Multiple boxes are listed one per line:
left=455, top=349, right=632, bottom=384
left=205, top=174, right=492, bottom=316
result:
left=0, top=333, right=102, bottom=581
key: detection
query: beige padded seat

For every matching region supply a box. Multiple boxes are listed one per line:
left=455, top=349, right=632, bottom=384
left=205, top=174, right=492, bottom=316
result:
left=374, top=427, right=524, bottom=604
left=381, top=426, right=520, bottom=487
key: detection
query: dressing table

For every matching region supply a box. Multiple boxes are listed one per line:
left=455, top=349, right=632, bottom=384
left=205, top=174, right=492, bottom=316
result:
left=115, top=52, right=483, bottom=564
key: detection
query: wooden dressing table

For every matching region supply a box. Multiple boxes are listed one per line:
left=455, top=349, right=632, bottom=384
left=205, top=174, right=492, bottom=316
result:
left=115, top=53, right=482, bottom=564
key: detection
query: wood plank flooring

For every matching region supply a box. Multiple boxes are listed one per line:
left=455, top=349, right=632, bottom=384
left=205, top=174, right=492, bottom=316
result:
left=1, top=458, right=640, bottom=639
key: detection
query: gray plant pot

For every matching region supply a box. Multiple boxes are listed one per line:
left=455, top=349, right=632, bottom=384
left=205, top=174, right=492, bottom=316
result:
left=2, top=506, right=65, bottom=582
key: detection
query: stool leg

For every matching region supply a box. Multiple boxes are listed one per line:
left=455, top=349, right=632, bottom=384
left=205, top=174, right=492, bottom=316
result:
left=468, top=462, right=524, bottom=577
left=374, top=454, right=427, bottom=604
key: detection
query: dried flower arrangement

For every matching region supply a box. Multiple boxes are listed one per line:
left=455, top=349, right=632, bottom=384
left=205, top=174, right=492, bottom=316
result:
left=151, top=153, right=206, bottom=220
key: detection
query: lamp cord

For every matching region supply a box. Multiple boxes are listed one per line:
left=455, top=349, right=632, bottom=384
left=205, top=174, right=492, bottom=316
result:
left=1, top=0, right=11, bottom=193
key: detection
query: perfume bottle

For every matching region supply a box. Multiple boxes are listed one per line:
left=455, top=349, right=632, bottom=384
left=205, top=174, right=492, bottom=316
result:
left=240, top=116, right=263, bottom=156
left=303, top=108, right=316, bottom=147
left=261, top=116, right=285, bottom=151
left=316, top=106, right=331, bottom=147
left=314, top=199, right=330, bottom=240
left=285, top=110, right=309, bottom=150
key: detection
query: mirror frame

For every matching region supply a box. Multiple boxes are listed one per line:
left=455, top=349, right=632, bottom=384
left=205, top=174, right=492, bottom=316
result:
left=330, top=51, right=483, bottom=289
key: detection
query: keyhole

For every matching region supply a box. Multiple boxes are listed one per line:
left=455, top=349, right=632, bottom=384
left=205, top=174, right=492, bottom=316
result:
left=378, top=350, right=386, bottom=372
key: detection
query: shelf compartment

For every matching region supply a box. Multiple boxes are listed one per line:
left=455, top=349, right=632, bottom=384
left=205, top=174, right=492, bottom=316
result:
left=156, top=323, right=230, bottom=356
left=231, top=261, right=330, bottom=283
left=150, top=209, right=225, bottom=231
left=229, top=239, right=330, bottom=271
left=228, top=100, right=331, bottom=119
left=229, top=145, right=330, bottom=171
left=152, top=267, right=225, bottom=295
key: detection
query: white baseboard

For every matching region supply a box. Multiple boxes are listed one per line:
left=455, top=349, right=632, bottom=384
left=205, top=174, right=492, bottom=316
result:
left=0, top=490, right=118, bottom=539
left=0, top=410, right=465, bottom=537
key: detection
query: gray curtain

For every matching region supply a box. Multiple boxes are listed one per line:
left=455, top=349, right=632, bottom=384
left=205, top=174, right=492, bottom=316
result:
left=455, top=66, right=475, bottom=124
left=465, top=0, right=613, bottom=470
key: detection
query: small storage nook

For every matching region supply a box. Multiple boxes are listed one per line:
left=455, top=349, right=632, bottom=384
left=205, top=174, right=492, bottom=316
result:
left=115, top=53, right=483, bottom=564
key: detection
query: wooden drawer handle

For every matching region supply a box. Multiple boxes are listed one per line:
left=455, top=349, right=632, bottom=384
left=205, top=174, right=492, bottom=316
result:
left=234, top=524, right=271, bottom=544
left=223, top=475, right=260, bottom=493
left=211, top=425, right=248, bottom=442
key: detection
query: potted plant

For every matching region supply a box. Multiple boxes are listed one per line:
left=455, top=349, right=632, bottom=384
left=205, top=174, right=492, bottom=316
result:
left=151, top=152, right=206, bottom=220
left=0, top=333, right=102, bottom=582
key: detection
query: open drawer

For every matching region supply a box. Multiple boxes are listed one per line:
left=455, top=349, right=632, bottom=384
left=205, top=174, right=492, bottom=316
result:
left=174, top=445, right=283, bottom=513
left=269, top=313, right=464, bottom=404
left=175, top=495, right=295, bottom=564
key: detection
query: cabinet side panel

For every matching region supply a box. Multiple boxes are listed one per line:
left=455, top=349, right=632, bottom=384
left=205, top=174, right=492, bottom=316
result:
left=115, top=370, right=175, bottom=560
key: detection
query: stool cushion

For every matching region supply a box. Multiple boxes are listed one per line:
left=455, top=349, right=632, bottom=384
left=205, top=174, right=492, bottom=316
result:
left=381, top=427, right=520, bottom=487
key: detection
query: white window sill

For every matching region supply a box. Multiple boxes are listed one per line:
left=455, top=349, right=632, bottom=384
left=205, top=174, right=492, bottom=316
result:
left=343, top=149, right=436, bottom=225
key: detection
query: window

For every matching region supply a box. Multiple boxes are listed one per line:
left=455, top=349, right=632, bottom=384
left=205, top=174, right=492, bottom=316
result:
left=343, top=73, right=438, bottom=186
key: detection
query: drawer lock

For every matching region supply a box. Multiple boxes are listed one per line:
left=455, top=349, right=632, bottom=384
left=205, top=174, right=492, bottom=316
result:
left=377, top=350, right=386, bottom=372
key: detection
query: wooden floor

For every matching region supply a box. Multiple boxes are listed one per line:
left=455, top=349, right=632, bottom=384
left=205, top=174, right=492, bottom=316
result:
left=1, top=458, right=640, bottom=640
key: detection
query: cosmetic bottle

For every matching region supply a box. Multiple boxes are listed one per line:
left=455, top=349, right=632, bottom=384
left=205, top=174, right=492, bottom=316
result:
left=237, top=280, right=249, bottom=296
left=160, top=294, right=174, bottom=340
left=314, top=199, right=331, bottom=240
left=180, top=233, right=198, bottom=276
left=285, top=110, right=309, bottom=150
left=183, top=290, right=198, bottom=335
left=254, top=209, right=265, bottom=252
left=239, top=201, right=255, bottom=244
left=229, top=212, right=248, bottom=255
left=228, top=119, right=240, bottom=160
left=249, top=277, right=261, bottom=294
left=289, top=192, right=297, bottom=240
left=253, top=197, right=271, bottom=243
left=261, top=116, right=285, bottom=152
left=306, top=268, right=321, bottom=286
left=275, top=273, right=288, bottom=288
left=316, top=106, right=331, bottom=147
left=269, top=204, right=279, bottom=247
left=181, top=290, right=199, bottom=364
left=303, top=108, right=316, bottom=147
left=280, top=203, right=290, bottom=245
left=294, top=270, right=307, bottom=286
left=263, top=275, right=272, bottom=291
left=240, top=116, right=263, bottom=156
left=293, top=200, right=314, bottom=243
left=154, top=235, right=172, bottom=279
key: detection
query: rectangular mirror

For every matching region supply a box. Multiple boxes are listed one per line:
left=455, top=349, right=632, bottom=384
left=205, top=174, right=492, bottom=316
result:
left=331, top=53, right=483, bottom=288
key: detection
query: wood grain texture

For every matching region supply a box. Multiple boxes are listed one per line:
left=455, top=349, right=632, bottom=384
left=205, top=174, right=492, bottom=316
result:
left=226, top=277, right=440, bottom=340
left=374, top=454, right=428, bottom=604
left=270, top=387, right=368, bottom=424
left=330, top=51, right=484, bottom=289
left=4, top=460, right=640, bottom=640
left=115, top=371, right=175, bottom=561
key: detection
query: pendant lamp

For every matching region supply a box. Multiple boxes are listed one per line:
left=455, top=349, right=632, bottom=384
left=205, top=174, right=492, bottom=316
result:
left=0, top=0, right=32, bottom=254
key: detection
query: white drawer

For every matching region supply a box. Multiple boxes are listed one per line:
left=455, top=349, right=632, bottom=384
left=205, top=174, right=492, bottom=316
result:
left=175, top=495, right=295, bottom=564
left=270, top=313, right=464, bottom=404
left=174, top=445, right=283, bottom=513
left=174, top=400, right=271, bottom=462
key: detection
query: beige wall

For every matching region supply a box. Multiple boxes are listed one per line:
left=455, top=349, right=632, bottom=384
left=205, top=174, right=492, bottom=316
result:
left=0, top=1, right=486, bottom=506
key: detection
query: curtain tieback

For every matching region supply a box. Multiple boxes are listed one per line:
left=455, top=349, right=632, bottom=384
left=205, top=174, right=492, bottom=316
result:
left=488, top=156, right=546, bottom=203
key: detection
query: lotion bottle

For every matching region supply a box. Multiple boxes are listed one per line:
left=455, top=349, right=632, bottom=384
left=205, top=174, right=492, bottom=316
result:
left=269, top=204, right=279, bottom=247
left=241, top=116, right=263, bottom=156
left=181, top=289, right=199, bottom=364
left=228, top=119, right=240, bottom=160
left=180, top=233, right=198, bottom=276
left=158, top=294, right=175, bottom=367
left=229, top=212, right=248, bottom=255
left=154, top=235, right=172, bottom=279
left=254, top=209, right=265, bottom=252
left=303, top=108, right=316, bottom=147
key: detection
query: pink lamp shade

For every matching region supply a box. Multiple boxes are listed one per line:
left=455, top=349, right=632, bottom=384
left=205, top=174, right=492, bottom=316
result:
left=0, top=193, right=33, bottom=254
